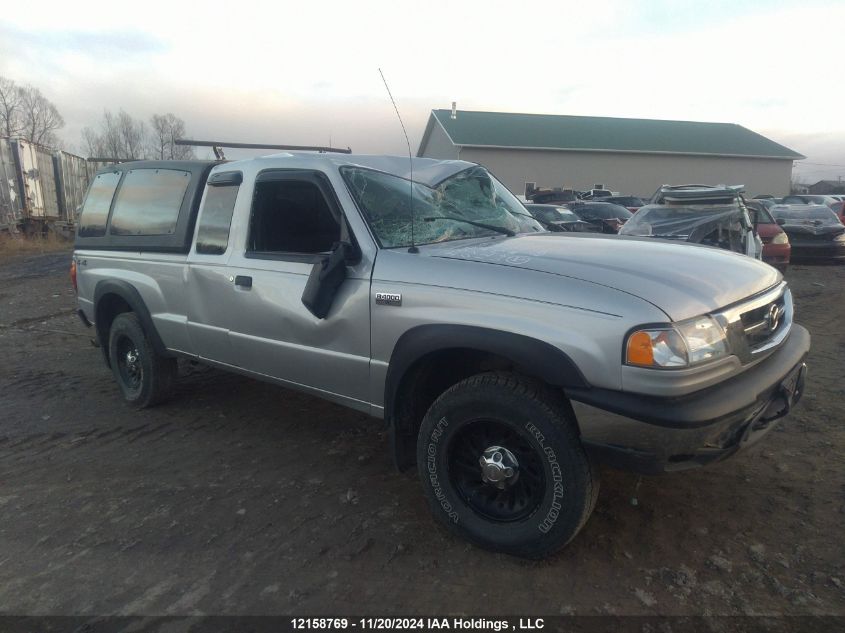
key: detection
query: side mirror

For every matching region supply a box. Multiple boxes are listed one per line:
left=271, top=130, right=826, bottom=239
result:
left=301, top=241, right=352, bottom=319
left=776, top=218, right=786, bottom=226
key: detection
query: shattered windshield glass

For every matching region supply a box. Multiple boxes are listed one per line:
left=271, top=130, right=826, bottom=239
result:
left=341, top=166, right=544, bottom=248
left=619, top=202, right=750, bottom=253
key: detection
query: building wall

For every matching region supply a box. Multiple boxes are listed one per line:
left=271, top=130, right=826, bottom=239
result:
left=453, top=147, right=794, bottom=198
left=420, top=122, right=460, bottom=160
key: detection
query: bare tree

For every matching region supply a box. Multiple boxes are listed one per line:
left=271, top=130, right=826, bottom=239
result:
left=81, top=125, right=105, bottom=157
left=790, top=174, right=809, bottom=195
left=150, top=113, right=195, bottom=160
left=0, top=76, right=24, bottom=138
left=117, top=110, right=146, bottom=159
left=83, top=109, right=148, bottom=160
left=17, top=84, right=64, bottom=146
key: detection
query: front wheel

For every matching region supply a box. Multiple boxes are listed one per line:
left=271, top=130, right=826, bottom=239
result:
left=416, top=373, right=599, bottom=559
left=108, top=312, right=176, bottom=409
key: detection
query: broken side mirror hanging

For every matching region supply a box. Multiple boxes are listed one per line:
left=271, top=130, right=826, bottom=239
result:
left=301, top=241, right=352, bottom=319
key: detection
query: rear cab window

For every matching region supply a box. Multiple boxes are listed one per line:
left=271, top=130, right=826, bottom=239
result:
left=196, top=172, right=242, bottom=255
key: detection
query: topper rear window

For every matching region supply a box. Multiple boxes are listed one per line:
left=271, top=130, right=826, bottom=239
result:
left=110, top=169, right=191, bottom=236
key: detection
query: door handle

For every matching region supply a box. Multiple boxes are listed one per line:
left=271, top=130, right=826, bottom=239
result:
left=234, top=275, right=253, bottom=289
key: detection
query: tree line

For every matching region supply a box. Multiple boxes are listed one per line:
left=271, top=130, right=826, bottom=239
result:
left=0, top=75, right=195, bottom=160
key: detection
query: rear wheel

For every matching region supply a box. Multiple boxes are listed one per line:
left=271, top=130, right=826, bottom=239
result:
left=108, top=312, right=176, bottom=408
left=416, top=373, right=599, bottom=558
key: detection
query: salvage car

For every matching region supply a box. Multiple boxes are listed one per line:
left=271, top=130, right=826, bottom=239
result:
left=599, top=195, right=646, bottom=213
left=525, top=203, right=595, bottom=232
left=72, top=154, right=810, bottom=558
left=566, top=201, right=632, bottom=233
left=746, top=200, right=791, bottom=272
left=781, top=194, right=839, bottom=209
left=526, top=188, right=578, bottom=204
left=770, top=204, right=845, bottom=261
left=620, top=185, right=762, bottom=259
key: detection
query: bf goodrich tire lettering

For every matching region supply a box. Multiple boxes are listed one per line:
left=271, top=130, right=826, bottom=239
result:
left=416, top=372, right=599, bottom=558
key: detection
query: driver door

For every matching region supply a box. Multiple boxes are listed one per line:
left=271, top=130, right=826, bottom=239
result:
left=223, top=170, right=373, bottom=405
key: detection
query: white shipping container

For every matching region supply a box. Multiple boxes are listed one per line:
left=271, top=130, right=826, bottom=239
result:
left=0, top=138, right=24, bottom=228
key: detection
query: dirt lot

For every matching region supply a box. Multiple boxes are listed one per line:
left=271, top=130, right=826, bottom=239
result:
left=0, top=250, right=843, bottom=617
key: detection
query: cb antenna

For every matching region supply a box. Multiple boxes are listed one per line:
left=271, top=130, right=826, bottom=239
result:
left=379, top=68, right=418, bottom=253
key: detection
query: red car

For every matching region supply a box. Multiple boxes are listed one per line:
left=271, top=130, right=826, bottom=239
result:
left=748, top=201, right=790, bottom=272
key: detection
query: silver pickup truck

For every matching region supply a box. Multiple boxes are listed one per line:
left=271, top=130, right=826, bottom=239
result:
left=72, top=154, right=810, bottom=558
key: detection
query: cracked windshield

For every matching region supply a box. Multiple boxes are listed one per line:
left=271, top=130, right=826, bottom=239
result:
left=342, top=165, right=543, bottom=247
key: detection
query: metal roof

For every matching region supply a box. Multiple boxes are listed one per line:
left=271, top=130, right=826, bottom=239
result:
left=419, top=109, right=805, bottom=160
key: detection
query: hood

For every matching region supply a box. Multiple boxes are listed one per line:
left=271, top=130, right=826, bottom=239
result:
left=425, top=233, right=779, bottom=321
left=782, top=223, right=845, bottom=237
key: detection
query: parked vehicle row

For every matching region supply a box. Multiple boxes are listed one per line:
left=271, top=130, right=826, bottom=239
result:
left=528, top=180, right=845, bottom=267
left=525, top=201, right=632, bottom=234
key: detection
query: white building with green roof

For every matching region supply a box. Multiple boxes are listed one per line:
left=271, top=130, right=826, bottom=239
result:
left=417, top=109, right=804, bottom=197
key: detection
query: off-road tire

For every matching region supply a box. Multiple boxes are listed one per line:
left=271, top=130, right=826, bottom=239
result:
left=416, top=372, right=599, bottom=559
left=108, top=312, right=176, bottom=409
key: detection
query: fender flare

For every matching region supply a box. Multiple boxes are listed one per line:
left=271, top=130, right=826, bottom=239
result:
left=93, top=279, right=170, bottom=365
left=385, top=324, right=589, bottom=437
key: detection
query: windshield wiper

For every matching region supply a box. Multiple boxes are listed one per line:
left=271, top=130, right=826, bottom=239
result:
left=423, top=216, right=516, bottom=237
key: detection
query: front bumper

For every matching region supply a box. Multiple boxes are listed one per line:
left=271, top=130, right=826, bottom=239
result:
left=762, top=243, right=790, bottom=267
left=790, top=241, right=845, bottom=260
left=567, top=324, right=810, bottom=474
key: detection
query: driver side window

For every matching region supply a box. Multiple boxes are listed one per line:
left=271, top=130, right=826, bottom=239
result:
left=247, top=174, right=341, bottom=257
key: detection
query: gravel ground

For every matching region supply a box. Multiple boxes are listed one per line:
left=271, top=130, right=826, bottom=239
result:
left=0, top=250, right=843, bottom=617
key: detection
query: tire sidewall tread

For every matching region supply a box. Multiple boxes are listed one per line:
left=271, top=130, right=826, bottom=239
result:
left=416, top=372, right=598, bottom=559
left=107, top=312, right=175, bottom=409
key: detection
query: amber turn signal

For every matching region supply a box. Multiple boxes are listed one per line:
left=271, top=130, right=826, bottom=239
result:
left=626, top=330, right=654, bottom=366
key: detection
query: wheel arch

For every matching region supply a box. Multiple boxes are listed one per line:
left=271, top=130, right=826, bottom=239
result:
left=385, top=324, right=590, bottom=471
left=93, top=279, right=170, bottom=367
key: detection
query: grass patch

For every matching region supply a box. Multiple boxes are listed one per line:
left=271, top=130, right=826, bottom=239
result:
left=0, top=232, right=73, bottom=259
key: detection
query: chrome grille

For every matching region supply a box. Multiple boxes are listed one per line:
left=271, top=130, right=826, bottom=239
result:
left=716, top=283, right=792, bottom=364
left=740, top=294, right=788, bottom=350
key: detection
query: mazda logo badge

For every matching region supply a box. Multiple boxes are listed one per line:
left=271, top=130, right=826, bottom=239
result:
left=766, top=304, right=784, bottom=332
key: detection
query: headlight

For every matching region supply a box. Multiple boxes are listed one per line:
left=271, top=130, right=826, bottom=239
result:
left=835, top=233, right=845, bottom=243
left=772, top=232, right=789, bottom=245
left=625, top=316, right=729, bottom=368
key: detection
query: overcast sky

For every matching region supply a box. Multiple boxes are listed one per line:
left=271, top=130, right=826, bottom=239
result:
left=2, top=0, right=843, bottom=182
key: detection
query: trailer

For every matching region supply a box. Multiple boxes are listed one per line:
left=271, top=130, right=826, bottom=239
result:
left=15, top=139, right=61, bottom=224
left=0, top=137, right=123, bottom=234
left=54, top=151, right=91, bottom=224
left=0, top=138, right=25, bottom=231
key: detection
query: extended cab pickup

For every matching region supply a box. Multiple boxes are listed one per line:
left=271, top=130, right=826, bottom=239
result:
left=73, top=155, right=810, bottom=558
